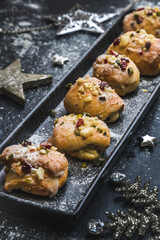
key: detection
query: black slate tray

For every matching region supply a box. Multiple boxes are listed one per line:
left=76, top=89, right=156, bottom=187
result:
left=0, top=9, right=160, bottom=227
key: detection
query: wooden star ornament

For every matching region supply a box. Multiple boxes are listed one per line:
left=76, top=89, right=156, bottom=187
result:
left=0, top=59, right=52, bottom=105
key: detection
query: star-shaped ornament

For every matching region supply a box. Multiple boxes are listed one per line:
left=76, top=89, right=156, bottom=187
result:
left=0, top=59, right=52, bottom=105
left=53, top=54, right=69, bottom=66
left=45, top=4, right=117, bottom=35
left=138, top=134, right=157, bottom=147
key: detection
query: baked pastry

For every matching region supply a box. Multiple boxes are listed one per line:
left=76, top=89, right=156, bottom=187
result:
left=107, top=29, right=160, bottom=75
left=49, top=114, right=110, bottom=161
left=64, top=76, right=125, bottom=123
left=123, top=6, right=160, bottom=38
left=0, top=140, right=68, bottom=197
left=93, top=54, right=140, bottom=96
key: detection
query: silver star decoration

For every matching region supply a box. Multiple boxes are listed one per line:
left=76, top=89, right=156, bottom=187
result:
left=110, top=172, right=126, bottom=183
left=0, top=59, right=52, bottom=105
left=53, top=54, right=69, bottom=66
left=44, top=4, right=117, bottom=35
left=140, top=134, right=157, bottom=147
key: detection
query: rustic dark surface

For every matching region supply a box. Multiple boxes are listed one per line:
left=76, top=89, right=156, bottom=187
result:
left=0, top=0, right=130, bottom=143
left=0, top=0, right=160, bottom=239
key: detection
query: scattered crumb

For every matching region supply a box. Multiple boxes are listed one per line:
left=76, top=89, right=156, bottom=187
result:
left=141, top=89, right=148, bottom=93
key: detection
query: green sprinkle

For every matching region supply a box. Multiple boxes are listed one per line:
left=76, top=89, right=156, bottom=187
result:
left=54, top=118, right=59, bottom=125
left=81, top=162, right=87, bottom=168
left=60, top=121, right=64, bottom=125
left=77, top=114, right=83, bottom=118
left=130, top=33, right=134, bottom=37
left=74, top=130, right=80, bottom=136
left=50, top=109, right=56, bottom=118
left=115, top=59, right=121, bottom=66
left=136, top=29, right=140, bottom=33
left=83, top=112, right=90, bottom=117
left=90, top=124, right=96, bottom=128
left=134, top=13, right=139, bottom=19
left=156, top=11, right=160, bottom=16
left=103, top=131, right=107, bottom=136
left=8, top=153, right=13, bottom=160
left=66, top=83, right=72, bottom=89
left=128, top=67, right=134, bottom=76
left=97, top=128, right=103, bottom=133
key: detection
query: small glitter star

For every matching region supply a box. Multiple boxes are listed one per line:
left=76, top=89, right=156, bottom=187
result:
left=0, top=59, right=52, bottom=105
left=110, top=172, right=126, bottom=183
left=53, top=54, right=69, bottom=66
left=138, top=134, right=157, bottom=147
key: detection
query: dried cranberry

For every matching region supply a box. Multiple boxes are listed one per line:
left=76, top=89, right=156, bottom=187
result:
left=120, top=58, right=129, bottom=71
left=121, top=63, right=127, bottom=71
left=40, top=142, right=52, bottom=149
left=139, top=51, right=143, bottom=56
left=155, top=29, right=160, bottom=36
left=99, top=81, right=108, bottom=90
left=22, top=139, right=32, bottom=147
left=99, top=96, right=106, bottom=101
left=22, top=161, right=31, bottom=174
left=110, top=49, right=119, bottom=57
left=147, top=11, right=152, bottom=16
left=121, top=57, right=129, bottom=63
left=113, top=37, right=121, bottom=47
left=147, top=9, right=155, bottom=16
left=145, top=41, right=151, bottom=49
left=104, top=58, right=108, bottom=64
left=76, top=118, right=84, bottom=128
left=131, top=22, right=135, bottom=29
left=136, top=16, right=144, bottom=24
left=29, top=148, right=35, bottom=152
left=136, top=7, right=145, bottom=11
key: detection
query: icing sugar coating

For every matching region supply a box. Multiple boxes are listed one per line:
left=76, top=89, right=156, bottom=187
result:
left=64, top=76, right=125, bottom=122
left=123, top=6, right=160, bottom=38
left=0, top=143, right=68, bottom=197
left=107, top=29, right=160, bottom=75
left=49, top=114, right=110, bottom=161
left=93, top=54, right=140, bottom=96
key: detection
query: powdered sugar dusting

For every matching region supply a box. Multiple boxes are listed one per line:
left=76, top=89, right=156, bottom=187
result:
left=0, top=0, right=160, bottom=222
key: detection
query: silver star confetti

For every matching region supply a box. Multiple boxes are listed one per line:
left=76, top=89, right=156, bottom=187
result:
left=45, top=4, right=117, bottom=35
left=139, top=134, right=157, bottom=147
left=88, top=219, right=104, bottom=234
left=53, top=54, right=69, bottom=66
left=0, top=59, right=52, bottom=105
left=110, top=172, right=126, bottom=183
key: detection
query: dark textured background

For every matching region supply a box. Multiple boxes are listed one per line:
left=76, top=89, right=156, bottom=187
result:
left=0, top=0, right=130, bottom=143
left=0, top=0, right=160, bottom=239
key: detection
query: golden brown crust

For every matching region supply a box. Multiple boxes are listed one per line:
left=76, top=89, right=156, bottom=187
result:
left=107, top=30, right=160, bottom=75
left=49, top=114, right=110, bottom=161
left=93, top=54, right=140, bottom=96
left=123, top=6, right=160, bottom=38
left=4, top=165, right=68, bottom=197
left=64, top=76, right=125, bottom=122
left=0, top=143, right=68, bottom=197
